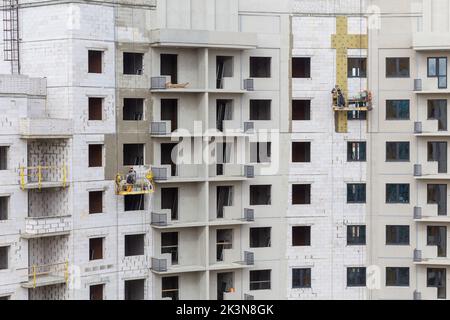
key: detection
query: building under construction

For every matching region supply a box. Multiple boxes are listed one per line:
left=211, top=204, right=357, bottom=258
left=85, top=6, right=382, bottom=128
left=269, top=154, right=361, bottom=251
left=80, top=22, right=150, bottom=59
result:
left=0, top=0, right=448, bottom=300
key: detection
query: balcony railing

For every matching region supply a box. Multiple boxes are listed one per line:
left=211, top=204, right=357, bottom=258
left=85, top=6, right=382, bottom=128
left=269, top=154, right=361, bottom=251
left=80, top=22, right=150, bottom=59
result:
left=151, top=212, right=168, bottom=227
left=150, top=122, right=171, bottom=136
left=19, top=165, right=68, bottom=190
left=414, top=207, right=422, bottom=220
left=243, top=79, right=254, bottom=91
left=22, top=261, right=69, bottom=289
left=414, top=79, right=422, bottom=91
left=414, top=249, right=423, bottom=262
left=152, top=165, right=203, bottom=182
left=151, top=77, right=168, bottom=90
left=152, top=257, right=168, bottom=273
left=244, top=122, right=255, bottom=133
left=243, top=208, right=255, bottom=222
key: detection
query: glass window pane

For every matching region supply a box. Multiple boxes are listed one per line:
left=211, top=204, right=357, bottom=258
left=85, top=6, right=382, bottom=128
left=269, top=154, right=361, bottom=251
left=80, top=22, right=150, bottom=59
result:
left=439, top=58, right=447, bottom=76
left=438, top=76, right=447, bottom=89
left=429, top=58, right=437, bottom=77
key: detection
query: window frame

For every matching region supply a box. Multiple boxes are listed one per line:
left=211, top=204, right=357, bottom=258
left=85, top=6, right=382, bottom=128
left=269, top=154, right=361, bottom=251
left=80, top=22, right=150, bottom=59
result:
left=347, top=57, right=367, bottom=78
left=292, top=57, right=311, bottom=79
left=386, top=100, right=410, bottom=120
left=292, top=226, right=311, bottom=247
left=292, top=268, right=312, bottom=289
left=386, top=142, right=410, bottom=162
left=427, top=57, right=447, bottom=89
left=249, top=227, right=272, bottom=248
left=249, top=100, right=272, bottom=121
left=292, top=100, right=311, bottom=121
left=249, top=270, right=271, bottom=291
left=386, top=184, right=410, bottom=204
left=123, top=52, right=144, bottom=75
left=249, top=185, right=272, bottom=206
left=386, top=225, right=410, bottom=246
left=347, top=141, right=367, bottom=162
left=292, top=142, right=311, bottom=163
left=292, top=184, right=311, bottom=205
left=346, top=267, right=366, bottom=287
left=347, top=225, right=366, bottom=246
left=386, top=267, right=410, bottom=287
left=346, top=183, right=367, bottom=204
left=249, top=57, right=272, bottom=78
left=88, top=50, right=103, bottom=74
left=385, top=57, right=410, bottom=78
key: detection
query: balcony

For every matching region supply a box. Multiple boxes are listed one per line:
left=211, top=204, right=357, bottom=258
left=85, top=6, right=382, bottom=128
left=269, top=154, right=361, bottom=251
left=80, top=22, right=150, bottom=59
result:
left=21, top=215, right=72, bottom=239
left=150, top=76, right=203, bottom=93
left=19, top=118, right=73, bottom=139
left=19, top=165, right=68, bottom=190
left=413, top=78, right=450, bottom=94
left=209, top=164, right=254, bottom=182
left=21, top=262, right=69, bottom=289
left=413, top=249, right=450, bottom=266
left=151, top=77, right=254, bottom=94
left=413, top=32, right=450, bottom=51
left=210, top=208, right=254, bottom=226
left=152, top=165, right=206, bottom=183
left=223, top=291, right=241, bottom=300
left=150, top=29, right=257, bottom=49
left=151, top=256, right=205, bottom=275
left=414, top=206, right=450, bottom=223
left=413, top=163, right=450, bottom=180
left=209, top=251, right=255, bottom=271
left=413, top=121, right=450, bottom=137
left=151, top=211, right=207, bottom=229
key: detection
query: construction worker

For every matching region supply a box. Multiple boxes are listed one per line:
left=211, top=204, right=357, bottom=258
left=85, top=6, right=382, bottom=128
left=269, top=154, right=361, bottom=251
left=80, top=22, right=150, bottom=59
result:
left=337, top=88, right=346, bottom=108
left=126, top=167, right=136, bottom=192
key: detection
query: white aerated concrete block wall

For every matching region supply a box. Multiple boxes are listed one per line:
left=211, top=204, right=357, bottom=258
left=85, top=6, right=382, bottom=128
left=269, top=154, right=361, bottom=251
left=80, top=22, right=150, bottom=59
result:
left=289, top=14, right=368, bottom=300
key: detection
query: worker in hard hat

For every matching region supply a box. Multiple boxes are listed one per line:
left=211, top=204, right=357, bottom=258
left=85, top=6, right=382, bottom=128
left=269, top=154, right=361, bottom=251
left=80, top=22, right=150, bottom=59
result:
left=126, top=167, right=136, bottom=192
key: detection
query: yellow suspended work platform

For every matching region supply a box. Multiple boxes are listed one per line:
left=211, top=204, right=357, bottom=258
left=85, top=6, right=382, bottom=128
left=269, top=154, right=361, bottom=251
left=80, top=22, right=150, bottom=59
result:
left=115, top=169, right=155, bottom=195
left=331, top=16, right=370, bottom=133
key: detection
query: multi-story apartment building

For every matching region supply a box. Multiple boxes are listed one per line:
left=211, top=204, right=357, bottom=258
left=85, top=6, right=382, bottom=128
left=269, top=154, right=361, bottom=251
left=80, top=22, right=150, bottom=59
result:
left=0, top=0, right=449, bottom=301
left=0, top=0, right=292, bottom=300
left=369, top=0, right=450, bottom=300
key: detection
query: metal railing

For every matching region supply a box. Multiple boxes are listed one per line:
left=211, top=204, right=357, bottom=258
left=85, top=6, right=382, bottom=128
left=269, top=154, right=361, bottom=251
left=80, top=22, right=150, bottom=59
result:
left=244, top=122, right=254, bottom=133
left=414, top=121, right=423, bottom=134
left=151, top=212, right=168, bottom=227
left=151, top=77, right=167, bottom=89
left=414, top=249, right=423, bottom=262
left=19, top=164, right=67, bottom=190
left=151, top=257, right=168, bottom=272
left=244, top=251, right=254, bottom=265
left=245, top=165, right=255, bottom=178
left=152, top=167, right=168, bottom=181
left=26, top=261, right=69, bottom=288
left=151, top=122, right=168, bottom=135
left=243, top=79, right=254, bottom=91
left=413, top=207, right=422, bottom=220
left=414, top=164, right=422, bottom=177
left=414, top=79, right=422, bottom=91
left=244, top=208, right=255, bottom=222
